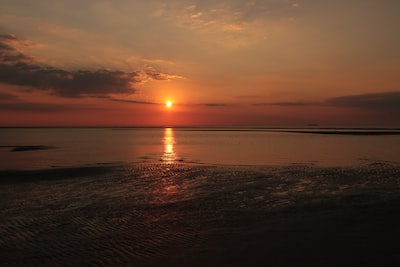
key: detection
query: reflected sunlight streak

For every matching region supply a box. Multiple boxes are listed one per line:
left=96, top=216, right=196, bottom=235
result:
left=162, top=128, right=176, bottom=163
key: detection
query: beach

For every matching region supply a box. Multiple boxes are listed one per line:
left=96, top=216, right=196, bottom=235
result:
left=1, top=163, right=400, bottom=266
left=2, top=0, right=400, bottom=265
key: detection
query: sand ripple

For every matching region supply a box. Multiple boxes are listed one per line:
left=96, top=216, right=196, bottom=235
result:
left=1, top=163, right=400, bottom=266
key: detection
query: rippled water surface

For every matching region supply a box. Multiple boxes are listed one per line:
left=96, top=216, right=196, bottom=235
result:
left=1, top=127, right=400, bottom=169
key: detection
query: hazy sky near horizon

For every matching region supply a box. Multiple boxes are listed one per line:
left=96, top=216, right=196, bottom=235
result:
left=1, top=0, right=400, bottom=126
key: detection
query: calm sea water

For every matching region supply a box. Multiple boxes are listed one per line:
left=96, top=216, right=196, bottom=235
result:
left=1, top=127, right=400, bottom=170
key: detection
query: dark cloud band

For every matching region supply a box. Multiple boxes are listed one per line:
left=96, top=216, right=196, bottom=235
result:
left=0, top=34, right=170, bottom=98
left=0, top=62, right=139, bottom=97
left=326, top=92, right=400, bottom=110
left=252, top=92, right=400, bottom=111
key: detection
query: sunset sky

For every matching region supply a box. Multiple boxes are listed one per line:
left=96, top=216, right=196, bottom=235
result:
left=1, top=0, right=400, bottom=126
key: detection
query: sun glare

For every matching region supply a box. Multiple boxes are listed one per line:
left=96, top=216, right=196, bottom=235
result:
left=166, top=101, right=172, bottom=108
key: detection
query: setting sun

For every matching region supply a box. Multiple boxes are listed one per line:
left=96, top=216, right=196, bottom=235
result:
left=166, top=101, right=172, bottom=108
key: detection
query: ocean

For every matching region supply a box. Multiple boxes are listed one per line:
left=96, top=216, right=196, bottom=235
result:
left=1, top=127, right=400, bottom=170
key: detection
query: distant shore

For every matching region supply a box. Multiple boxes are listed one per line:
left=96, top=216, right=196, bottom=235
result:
left=1, top=163, right=400, bottom=266
left=276, top=130, right=400, bottom=135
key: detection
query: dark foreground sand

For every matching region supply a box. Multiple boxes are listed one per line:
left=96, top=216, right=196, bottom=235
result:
left=1, top=163, right=400, bottom=266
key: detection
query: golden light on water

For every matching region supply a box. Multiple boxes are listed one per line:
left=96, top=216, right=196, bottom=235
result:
left=162, top=128, right=176, bottom=163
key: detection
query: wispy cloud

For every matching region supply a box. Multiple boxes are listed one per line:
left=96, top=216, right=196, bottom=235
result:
left=0, top=41, right=14, bottom=50
left=110, top=98, right=228, bottom=107
left=110, top=98, right=159, bottom=105
left=144, top=66, right=184, bottom=81
left=0, top=91, right=19, bottom=101
left=326, top=92, right=400, bottom=110
left=0, top=102, right=96, bottom=112
left=0, top=34, right=175, bottom=98
left=0, top=86, right=102, bottom=112
left=0, top=92, right=100, bottom=112
left=200, top=103, right=228, bottom=107
left=0, top=34, right=34, bottom=63
left=292, top=3, right=300, bottom=9
left=233, top=95, right=264, bottom=100
left=112, top=91, right=400, bottom=110
left=252, top=101, right=319, bottom=107
left=153, top=0, right=299, bottom=48
left=251, top=91, right=400, bottom=111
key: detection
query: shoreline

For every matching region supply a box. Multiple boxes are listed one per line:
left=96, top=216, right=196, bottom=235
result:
left=1, top=162, right=400, bottom=266
left=1, top=159, right=399, bottom=175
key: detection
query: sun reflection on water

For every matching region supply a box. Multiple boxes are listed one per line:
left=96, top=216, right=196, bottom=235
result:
left=162, top=128, right=176, bottom=163
left=150, top=128, right=183, bottom=205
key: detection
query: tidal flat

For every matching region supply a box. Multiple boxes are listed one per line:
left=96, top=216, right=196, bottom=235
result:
left=1, top=163, right=400, bottom=266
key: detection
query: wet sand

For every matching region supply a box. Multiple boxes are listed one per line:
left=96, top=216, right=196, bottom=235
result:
left=1, top=163, right=400, bottom=266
